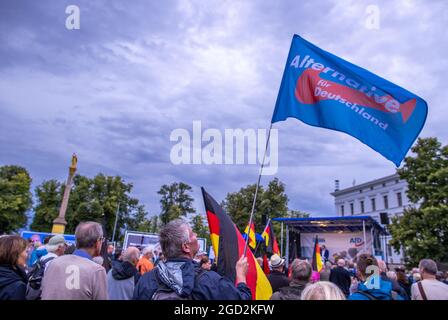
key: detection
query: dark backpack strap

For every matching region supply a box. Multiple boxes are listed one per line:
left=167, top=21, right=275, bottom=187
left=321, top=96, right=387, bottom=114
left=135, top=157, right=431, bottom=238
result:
left=41, top=256, right=55, bottom=265
left=417, top=282, right=428, bottom=300
left=356, top=291, right=378, bottom=300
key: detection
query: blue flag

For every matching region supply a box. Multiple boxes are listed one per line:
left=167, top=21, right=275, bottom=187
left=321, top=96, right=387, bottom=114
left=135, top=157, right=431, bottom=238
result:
left=272, top=35, right=428, bottom=166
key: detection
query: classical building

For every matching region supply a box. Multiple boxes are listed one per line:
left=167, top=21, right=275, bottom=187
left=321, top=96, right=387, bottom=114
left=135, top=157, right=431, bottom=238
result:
left=331, top=173, right=411, bottom=265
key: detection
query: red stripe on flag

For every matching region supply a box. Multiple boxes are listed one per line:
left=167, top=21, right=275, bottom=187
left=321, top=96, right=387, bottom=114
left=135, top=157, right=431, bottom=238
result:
left=206, top=209, right=220, bottom=236
left=235, top=224, right=258, bottom=298
left=263, top=254, right=270, bottom=275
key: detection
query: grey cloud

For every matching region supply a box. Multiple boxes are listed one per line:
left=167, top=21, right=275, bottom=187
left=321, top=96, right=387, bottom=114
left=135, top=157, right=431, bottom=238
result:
left=0, top=0, right=446, bottom=220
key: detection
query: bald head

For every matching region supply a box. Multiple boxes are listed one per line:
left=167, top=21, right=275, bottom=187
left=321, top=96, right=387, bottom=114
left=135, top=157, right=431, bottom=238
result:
left=122, top=247, right=140, bottom=265
left=337, top=259, right=346, bottom=267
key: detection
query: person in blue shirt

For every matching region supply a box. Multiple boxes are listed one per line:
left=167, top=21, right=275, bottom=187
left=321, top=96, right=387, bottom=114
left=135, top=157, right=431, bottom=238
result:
left=349, top=254, right=404, bottom=300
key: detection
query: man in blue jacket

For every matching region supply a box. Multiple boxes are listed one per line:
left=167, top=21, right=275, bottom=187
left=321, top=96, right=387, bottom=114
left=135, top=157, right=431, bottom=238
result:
left=133, top=219, right=251, bottom=300
left=349, top=254, right=403, bottom=300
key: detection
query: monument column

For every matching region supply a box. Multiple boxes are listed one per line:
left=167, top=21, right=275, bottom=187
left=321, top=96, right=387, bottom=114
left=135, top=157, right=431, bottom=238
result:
left=52, top=153, right=77, bottom=234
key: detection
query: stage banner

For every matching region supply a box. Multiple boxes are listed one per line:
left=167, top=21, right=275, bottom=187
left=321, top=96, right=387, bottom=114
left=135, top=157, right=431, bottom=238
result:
left=300, top=232, right=372, bottom=261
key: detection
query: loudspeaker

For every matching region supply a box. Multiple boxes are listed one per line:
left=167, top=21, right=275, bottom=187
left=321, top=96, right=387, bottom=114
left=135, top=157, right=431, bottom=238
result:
left=262, top=214, right=267, bottom=226
left=380, top=212, right=389, bottom=225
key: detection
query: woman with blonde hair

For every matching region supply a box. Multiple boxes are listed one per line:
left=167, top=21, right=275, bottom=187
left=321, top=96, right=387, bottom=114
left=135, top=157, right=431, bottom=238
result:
left=301, top=281, right=346, bottom=300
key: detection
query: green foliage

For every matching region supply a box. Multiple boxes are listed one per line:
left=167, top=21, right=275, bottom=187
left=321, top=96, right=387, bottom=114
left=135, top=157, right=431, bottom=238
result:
left=30, top=180, right=63, bottom=232
left=31, top=174, right=147, bottom=242
left=0, top=165, right=32, bottom=233
left=288, top=210, right=310, bottom=218
left=397, top=137, right=448, bottom=207
left=150, top=215, right=160, bottom=234
left=222, top=178, right=289, bottom=243
left=127, top=205, right=153, bottom=233
left=389, top=138, right=448, bottom=266
left=158, top=182, right=195, bottom=225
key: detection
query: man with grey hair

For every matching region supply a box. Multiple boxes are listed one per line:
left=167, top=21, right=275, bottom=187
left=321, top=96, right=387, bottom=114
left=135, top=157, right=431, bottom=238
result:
left=329, top=259, right=351, bottom=297
left=41, top=221, right=108, bottom=300
left=320, top=261, right=333, bottom=282
left=133, top=219, right=251, bottom=300
left=271, top=259, right=312, bottom=300
left=411, top=259, right=448, bottom=300
left=25, top=235, right=68, bottom=300
left=136, top=246, right=154, bottom=275
left=107, top=247, right=140, bottom=300
left=41, top=234, right=67, bottom=270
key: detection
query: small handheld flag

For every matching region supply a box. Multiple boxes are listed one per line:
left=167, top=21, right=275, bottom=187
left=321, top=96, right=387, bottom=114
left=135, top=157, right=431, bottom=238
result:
left=243, top=222, right=257, bottom=249
left=272, top=34, right=428, bottom=167
left=261, top=219, right=280, bottom=256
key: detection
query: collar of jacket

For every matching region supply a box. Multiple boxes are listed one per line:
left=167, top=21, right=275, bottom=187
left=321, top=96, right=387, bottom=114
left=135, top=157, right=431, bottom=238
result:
left=112, top=261, right=138, bottom=280
left=156, top=258, right=196, bottom=297
left=0, top=264, right=27, bottom=288
left=270, top=270, right=286, bottom=276
left=73, top=249, right=93, bottom=260
left=290, top=279, right=308, bottom=288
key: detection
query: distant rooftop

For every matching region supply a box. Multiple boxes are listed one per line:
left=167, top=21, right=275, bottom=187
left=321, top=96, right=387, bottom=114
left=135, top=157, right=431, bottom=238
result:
left=272, top=216, right=386, bottom=234
left=330, top=173, right=401, bottom=197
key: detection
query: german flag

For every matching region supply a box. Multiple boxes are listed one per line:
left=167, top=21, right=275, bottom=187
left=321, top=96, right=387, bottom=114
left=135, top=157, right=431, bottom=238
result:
left=262, top=254, right=270, bottom=275
left=243, top=222, right=256, bottom=249
left=261, top=220, right=280, bottom=255
left=202, top=187, right=272, bottom=300
left=311, top=235, right=323, bottom=272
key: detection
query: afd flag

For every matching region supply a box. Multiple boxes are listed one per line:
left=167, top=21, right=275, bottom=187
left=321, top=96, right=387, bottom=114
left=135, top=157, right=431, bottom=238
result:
left=272, top=35, right=428, bottom=166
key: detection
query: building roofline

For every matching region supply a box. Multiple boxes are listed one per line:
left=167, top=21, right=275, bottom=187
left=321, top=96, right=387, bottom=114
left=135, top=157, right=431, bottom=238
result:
left=272, top=216, right=386, bottom=233
left=330, top=173, right=400, bottom=197
left=272, top=215, right=377, bottom=222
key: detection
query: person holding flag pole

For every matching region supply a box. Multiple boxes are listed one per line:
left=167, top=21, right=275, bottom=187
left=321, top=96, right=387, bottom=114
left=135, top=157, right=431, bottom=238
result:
left=242, top=33, right=427, bottom=262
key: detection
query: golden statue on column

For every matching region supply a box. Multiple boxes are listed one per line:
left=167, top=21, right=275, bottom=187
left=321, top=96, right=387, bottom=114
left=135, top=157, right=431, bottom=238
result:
left=52, top=153, right=77, bottom=234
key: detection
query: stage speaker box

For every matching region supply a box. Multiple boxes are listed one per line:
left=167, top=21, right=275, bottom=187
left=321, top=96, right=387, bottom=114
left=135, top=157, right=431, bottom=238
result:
left=380, top=212, right=390, bottom=225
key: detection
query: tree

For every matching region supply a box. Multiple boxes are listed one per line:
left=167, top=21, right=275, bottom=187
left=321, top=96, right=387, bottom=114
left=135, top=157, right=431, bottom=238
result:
left=0, top=165, right=32, bottom=233
left=288, top=210, right=310, bottom=218
left=31, top=180, right=63, bottom=232
left=389, top=137, right=448, bottom=267
left=223, top=183, right=263, bottom=232
left=222, top=178, right=289, bottom=240
left=158, top=182, right=195, bottom=225
left=127, top=205, right=152, bottom=233
left=150, top=215, right=160, bottom=234
left=31, top=173, right=146, bottom=242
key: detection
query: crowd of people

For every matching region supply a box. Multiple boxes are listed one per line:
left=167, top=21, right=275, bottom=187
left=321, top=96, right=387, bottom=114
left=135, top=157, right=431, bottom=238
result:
left=0, top=219, right=447, bottom=300
left=264, top=251, right=448, bottom=300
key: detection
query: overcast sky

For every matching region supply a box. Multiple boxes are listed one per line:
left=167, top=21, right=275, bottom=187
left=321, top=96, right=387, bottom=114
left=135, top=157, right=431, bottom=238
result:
left=1, top=0, right=447, bottom=222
